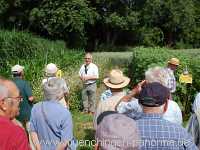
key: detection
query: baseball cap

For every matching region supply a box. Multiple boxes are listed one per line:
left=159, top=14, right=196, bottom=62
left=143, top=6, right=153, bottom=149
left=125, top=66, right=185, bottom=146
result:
left=96, top=113, right=140, bottom=150
left=139, top=82, right=170, bottom=107
left=11, top=65, right=24, bottom=73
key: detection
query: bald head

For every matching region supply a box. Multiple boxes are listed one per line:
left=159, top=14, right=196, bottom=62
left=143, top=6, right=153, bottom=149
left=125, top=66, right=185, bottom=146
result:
left=0, top=78, right=19, bottom=100
left=0, top=78, right=20, bottom=119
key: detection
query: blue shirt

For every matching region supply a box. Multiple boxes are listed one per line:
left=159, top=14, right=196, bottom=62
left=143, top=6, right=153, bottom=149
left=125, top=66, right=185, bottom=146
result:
left=30, top=100, right=73, bottom=150
left=136, top=113, right=198, bottom=150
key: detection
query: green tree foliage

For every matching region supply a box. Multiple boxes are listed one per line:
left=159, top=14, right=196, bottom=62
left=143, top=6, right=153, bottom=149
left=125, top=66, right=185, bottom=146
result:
left=29, top=0, right=98, bottom=48
left=141, top=0, right=196, bottom=46
left=0, top=0, right=199, bottom=49
left=92, top=0, right=139, bottom=47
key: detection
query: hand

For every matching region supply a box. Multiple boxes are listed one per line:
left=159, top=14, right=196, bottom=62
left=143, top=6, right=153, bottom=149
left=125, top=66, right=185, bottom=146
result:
left=131, top=80, right=146, bottom=95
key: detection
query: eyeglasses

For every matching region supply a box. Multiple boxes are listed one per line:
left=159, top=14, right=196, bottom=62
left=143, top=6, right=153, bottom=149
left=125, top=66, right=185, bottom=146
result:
left=84, top=58, right=91, bottom=60
left=4, top=96, right=23, bottom=102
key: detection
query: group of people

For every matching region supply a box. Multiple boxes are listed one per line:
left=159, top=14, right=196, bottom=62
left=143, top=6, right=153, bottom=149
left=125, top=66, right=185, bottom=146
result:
left=0, top=52, right=200, bottom=150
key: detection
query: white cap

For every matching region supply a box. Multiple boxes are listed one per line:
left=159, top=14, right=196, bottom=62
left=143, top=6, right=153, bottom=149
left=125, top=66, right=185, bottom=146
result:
left=11, top=65, right=24, bottom=73
left=45, top=63, right=58, bottom=74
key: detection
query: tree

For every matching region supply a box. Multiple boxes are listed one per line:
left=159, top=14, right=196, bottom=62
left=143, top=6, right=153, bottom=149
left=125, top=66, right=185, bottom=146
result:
left=142, top=0, right=196, bottom=46
left=29, top=0, right=98, bottom=48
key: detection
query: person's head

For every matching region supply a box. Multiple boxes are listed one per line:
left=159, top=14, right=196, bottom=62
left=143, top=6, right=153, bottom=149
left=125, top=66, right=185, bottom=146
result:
left=145, top=66, right=168, bottom=87
left=11, top=64, right=24, bottom=78
left=167, top=58, right=180, bottom=71
left=43, top=78, right=64, bottom=101
left=139, top=82, right=170, bottom=114
left=84, top=53, right=93, bottom=66
left=103, top=69, right=130, bottom=92
left=0, top=79, right=21, bottom=119
left=95, top=113, right=140, bottom=150
left=45, top=63, right=58, bottom=77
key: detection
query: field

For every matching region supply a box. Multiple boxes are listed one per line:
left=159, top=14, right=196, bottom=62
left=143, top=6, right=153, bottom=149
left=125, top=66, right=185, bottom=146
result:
left=1, top=30, right=200, bottom=149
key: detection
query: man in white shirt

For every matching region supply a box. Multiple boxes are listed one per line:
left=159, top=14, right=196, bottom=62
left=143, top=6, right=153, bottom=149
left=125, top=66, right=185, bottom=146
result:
left=79, top=53, right=99, bottom=114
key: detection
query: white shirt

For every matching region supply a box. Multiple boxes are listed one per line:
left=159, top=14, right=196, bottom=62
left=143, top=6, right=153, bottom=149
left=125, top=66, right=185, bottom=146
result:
left=79, top=63, right=99, bottom=85
left=164, top=67, right=176, bottom=93
left=163, top=100, right=183, bottom=125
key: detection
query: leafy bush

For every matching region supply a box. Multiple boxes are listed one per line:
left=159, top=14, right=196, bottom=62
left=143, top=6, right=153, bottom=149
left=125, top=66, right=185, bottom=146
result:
left=0, top=30, right=84, bottom=110
left=129, top=47, right=200, bottom=119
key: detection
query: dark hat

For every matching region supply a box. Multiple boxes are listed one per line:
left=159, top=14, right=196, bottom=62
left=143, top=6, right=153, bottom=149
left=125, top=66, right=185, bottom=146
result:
left=139, top=82, right=170, bottom=107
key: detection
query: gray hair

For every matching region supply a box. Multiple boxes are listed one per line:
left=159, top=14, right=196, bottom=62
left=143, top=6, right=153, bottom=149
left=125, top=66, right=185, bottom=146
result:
left=0, top=84, right=8, bottom=100
left=145, top=66, right=168, bottom=87
left=43, top=78, right=64, bottom=101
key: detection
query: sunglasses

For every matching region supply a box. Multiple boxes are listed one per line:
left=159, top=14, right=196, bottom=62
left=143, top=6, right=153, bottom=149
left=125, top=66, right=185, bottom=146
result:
left=4, top=96, right=23, bottom=102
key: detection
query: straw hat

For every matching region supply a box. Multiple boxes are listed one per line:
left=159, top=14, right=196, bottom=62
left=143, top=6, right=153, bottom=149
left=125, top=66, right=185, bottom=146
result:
left=103, top=69, right=130, bottom=89
left=168, top=58, right=180, bottom=66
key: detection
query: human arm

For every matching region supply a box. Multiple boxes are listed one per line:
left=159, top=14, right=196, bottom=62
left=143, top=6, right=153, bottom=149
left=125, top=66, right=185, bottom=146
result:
left=30, top=106, right=41, bottom=150
left=121, top=80, right=146, bottom=102
left=30, top=132, right=41, bottom=150
left=24, top=81, right=34, bottom=102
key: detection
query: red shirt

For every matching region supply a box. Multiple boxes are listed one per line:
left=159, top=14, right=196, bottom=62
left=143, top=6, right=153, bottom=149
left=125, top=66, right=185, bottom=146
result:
left=0, top=116, right=31, bottom=150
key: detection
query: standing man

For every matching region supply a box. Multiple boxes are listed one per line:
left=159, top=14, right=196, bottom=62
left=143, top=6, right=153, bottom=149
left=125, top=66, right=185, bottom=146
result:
left=11, top=64, right=34, bottom=148
left=165, top=57, right=180, bottom=94
left=30, top=78, right=76, bottom=150
left=137, top=82, right=197, bottom=149
left=0, top=78, right=30, bottom=150
left=79, top=53, right=99, bottom=114
left=11, top=65, right=34, bottom=127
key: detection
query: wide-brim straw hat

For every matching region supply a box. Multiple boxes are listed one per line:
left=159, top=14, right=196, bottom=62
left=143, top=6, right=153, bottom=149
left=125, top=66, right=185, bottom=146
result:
left=103, top=69, right=130, bottom=89
left=168, top=58, right=180, bottom=66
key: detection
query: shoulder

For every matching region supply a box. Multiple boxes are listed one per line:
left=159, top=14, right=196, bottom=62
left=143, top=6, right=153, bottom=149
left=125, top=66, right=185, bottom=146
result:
left=91, top=63, right=98, bottom=68
left=32, top=102, right=42, bottom=111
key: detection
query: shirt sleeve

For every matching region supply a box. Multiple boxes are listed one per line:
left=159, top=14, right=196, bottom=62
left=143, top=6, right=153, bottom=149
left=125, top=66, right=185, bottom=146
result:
left=24, top=81, right=33, bottom=97
left=79, top=65, right=84, bottom=77
left=12, top=127, right=31, bottom=150
left=60, top=110, right=73, bottom=142
left=61, top=79, right=69, bottom=94
left=30, top=106, right=37, bottom=132
left=93, top=65, right=99, bottom=78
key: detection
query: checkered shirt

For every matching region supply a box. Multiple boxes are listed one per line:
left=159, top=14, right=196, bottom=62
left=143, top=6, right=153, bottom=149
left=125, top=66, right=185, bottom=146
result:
left=136, top=113, right=198, bottom=150
left=165, top=67, right=176, bottom=93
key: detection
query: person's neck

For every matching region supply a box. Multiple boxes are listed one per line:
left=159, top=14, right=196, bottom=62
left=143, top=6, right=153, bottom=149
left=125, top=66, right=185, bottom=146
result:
left=111, top=89, right=123, bottom=95
left=0, top=112, right=9, bottom=119
left=142, top=106, right=163, bottom=114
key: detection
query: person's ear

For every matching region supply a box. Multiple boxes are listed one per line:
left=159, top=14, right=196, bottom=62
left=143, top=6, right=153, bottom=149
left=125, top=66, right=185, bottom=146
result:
left=0, top=99, right=7, bottom=111
left=163, top=99, right=169, bottom=113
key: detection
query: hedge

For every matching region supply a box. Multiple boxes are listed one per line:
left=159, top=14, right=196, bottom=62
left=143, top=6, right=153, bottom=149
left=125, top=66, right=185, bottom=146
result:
left=0, top=30, right=84, bottom=111
left=129, top=47, right=200, bottom=119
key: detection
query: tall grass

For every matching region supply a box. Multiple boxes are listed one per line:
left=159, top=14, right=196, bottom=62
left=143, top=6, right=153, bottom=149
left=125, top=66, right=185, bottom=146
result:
left=0, top=30, right=84, bottom=104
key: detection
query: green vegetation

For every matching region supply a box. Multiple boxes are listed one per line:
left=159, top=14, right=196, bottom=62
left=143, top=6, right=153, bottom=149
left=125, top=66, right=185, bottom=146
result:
left=129, top=47, right=200, bottom=119
left=0, top=30, right=84, bottom=110
left=0, top=0, right=199, bottom=49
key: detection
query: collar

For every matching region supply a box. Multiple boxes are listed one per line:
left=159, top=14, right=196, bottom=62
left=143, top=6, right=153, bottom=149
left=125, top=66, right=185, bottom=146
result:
left=141, top=113, right=163, bottom=119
